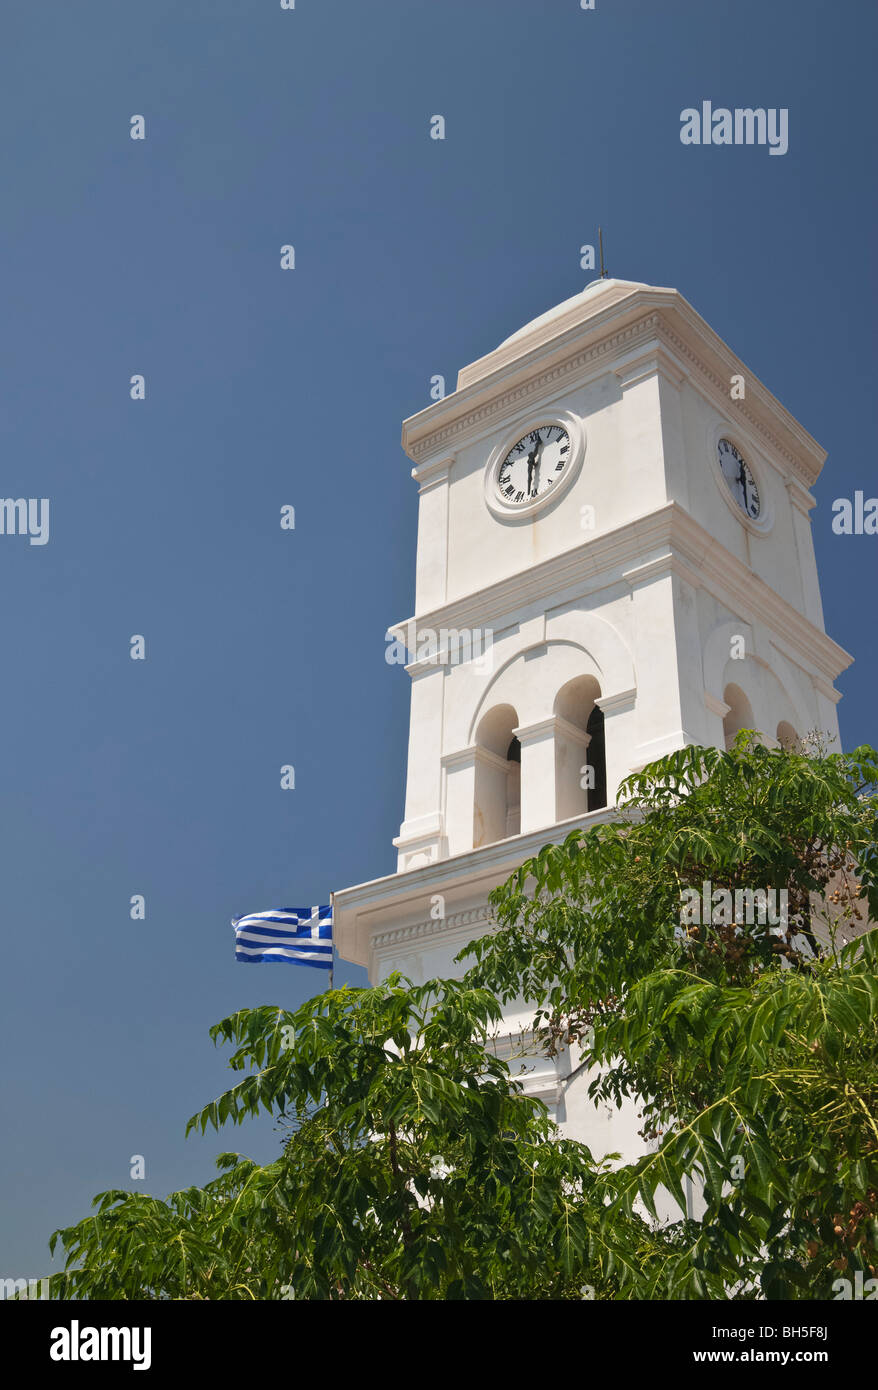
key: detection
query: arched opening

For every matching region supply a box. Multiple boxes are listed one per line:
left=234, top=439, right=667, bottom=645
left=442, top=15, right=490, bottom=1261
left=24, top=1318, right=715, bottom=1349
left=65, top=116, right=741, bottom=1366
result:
left=473, top=704, right=520, bottom=846
left=776, top=720, right=800, bottom=751
left=586, top=705, right=607, bottom=810
left=505, top=736, right=521, bottom=838
left=554, top=675, right=606, bottom=818
left=723, top=683, right=754, bottom=749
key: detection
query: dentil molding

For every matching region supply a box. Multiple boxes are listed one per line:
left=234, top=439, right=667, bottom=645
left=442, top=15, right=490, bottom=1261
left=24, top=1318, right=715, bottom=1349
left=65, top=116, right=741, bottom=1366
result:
left=371, top=903, right=494, bottom=953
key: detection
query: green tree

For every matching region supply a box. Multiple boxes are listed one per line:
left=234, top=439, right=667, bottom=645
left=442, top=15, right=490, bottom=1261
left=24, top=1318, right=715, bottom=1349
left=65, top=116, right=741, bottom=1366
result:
left=48, top=736, right=878, bottom=1299
left=50, top=978, right=655, bottom=1299
left=462, top=734, right=878, bottom=1298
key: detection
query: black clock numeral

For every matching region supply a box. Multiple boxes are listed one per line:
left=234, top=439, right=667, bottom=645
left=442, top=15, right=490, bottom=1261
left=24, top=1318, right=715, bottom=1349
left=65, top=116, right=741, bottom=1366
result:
left=503, top=485, right=514, bottom=497
left=514, top=490, right=525, bottom=502
left=555, top=461, right=564, bottom=471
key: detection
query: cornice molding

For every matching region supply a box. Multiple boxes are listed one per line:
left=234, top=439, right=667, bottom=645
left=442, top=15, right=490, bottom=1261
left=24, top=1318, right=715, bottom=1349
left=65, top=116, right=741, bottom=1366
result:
left=401, top=290, right=827, bottom=493
left=393, top=503, right=852, bottom=687
left=404, top=314, right=660, bottom=463
left=614, top=344, right=688, bottom=392
left=387, top=623, right=495, bottom=679
left=622, top=550, right=704, bottom=593
left=667, top=507, right=852, bottom=684
left=653, top=319, right=819, bottom=490
left=371, top=903, right=493, bottom=953
left=456, top=279, right=645, bottom=390
left=333, top=804, right=621, bottom=966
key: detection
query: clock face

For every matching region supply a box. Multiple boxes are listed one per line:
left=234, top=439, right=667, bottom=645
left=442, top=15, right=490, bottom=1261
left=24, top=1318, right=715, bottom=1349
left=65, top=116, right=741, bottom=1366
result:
left=497, top=424, right=571, bottom=505
left=717, top=437, right=761, bottom=520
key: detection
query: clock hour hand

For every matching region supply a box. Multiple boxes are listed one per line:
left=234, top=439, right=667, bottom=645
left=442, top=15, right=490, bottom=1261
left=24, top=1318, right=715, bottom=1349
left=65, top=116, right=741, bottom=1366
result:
left=527, top=434, right=542, bottom=496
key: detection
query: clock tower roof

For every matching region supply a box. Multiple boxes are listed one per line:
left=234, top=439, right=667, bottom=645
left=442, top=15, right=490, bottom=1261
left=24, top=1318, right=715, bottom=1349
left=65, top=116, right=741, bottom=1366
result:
left=401, top=277, right=828, bottom=493
left=497, top=277, right=659, bottom=349
left=455, top=276, right=676, bottom=392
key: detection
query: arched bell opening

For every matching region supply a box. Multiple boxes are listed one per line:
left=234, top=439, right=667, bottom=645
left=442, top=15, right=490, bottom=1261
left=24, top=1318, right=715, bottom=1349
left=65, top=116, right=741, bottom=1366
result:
left=553, top=675, right=606, bottom=817
left=473, top=704, right=520, bottom=846
left=776, top=720, right=800, bottom=752
left=723, top=683, right=755, bottom=749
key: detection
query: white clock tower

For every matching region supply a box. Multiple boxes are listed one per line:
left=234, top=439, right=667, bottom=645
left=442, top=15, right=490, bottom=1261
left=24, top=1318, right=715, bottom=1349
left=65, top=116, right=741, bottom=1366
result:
left=333, top=277, right=852, bottom=1159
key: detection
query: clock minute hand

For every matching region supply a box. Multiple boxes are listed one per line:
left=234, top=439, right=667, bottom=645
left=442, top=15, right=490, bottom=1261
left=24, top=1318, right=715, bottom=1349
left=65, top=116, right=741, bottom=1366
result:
left=736, top=460, right=749, bottom=511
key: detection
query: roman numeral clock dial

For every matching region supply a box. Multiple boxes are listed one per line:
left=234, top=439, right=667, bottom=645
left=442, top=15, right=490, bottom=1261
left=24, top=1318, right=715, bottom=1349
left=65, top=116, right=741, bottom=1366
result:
left=485, top=415, right=584, bottom=520
left=717, top=437, right=761, bottom=521
left=497, top=425, right=569, bottom=502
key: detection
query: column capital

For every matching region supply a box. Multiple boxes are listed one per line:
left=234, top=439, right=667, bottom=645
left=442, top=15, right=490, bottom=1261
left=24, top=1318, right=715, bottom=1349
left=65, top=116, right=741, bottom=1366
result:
left=411, top=454, right=454, bottom=492
left=613, top=344, right=687, bottom=392
left=442, top=744, right=510, bottom=774
left=595, top=686, right=637, bottom=716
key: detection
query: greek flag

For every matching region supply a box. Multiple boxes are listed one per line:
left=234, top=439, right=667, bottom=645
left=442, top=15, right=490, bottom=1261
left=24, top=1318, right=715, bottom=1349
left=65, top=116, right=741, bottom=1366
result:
left=232, top=906, right=332, bottom=970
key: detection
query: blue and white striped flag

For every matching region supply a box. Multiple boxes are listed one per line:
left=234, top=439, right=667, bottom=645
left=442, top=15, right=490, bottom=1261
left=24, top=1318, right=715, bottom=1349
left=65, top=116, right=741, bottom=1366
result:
left=231, top=906, right=333, bottom=970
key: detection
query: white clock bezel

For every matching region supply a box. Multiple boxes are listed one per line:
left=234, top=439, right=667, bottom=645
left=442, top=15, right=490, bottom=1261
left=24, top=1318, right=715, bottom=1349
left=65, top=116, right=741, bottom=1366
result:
left=484, top=409, right=585, bottom=519
left=712, top=425, right=773, bottom=535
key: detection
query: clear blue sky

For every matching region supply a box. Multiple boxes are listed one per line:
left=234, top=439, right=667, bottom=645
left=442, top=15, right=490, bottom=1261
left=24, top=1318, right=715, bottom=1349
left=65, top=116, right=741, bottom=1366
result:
left=1, top=0, right=874, bottom=1277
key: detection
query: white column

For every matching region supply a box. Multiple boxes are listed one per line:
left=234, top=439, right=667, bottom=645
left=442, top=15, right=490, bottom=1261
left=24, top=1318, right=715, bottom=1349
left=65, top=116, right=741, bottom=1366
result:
left=514, top=717, right=558, bottom=835
left=394, top=661, right=445, bottom=869
left=594, top=688, right=638, bottom=804
left=614, top=345, right=688, bottom=514
left=442, top=744, right=515, bottom=853
left=553, top=714, right=592, bottom=821
left=442, top=746, right=479, bottom=858
left=474, top=746, right=513, bottom=848
left=786, top=478, right=825, bottom=630
left=412, top=455, right=453, bottom=612
left=623, top=556, right=703, bottom=769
